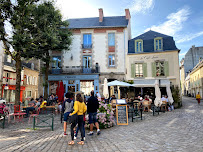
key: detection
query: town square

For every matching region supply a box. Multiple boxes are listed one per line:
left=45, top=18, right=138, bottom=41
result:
left=0, top=0, right=203, bottom=152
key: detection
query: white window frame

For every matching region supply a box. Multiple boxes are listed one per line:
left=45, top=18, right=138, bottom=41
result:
left=26, top=90, right=32, bottom=98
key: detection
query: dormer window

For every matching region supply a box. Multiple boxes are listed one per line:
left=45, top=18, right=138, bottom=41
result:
left=135, top=39, right=143, bottom=52
left=154, top=37, right=163, bottom=51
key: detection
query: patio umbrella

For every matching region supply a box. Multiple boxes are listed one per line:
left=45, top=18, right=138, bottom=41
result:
left=107, top=80, right=132, bottom=87
left=154, top=80, right=162, bottom=107
left=103, top=78, right=109, bottom=99
left=166, top=84, right=174, bottom=104
left=58, top=81, right=65, bottom=102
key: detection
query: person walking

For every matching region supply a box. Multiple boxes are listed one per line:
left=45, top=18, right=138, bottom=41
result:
left=62, top=92, right=74, bottom=136
left=87, top=90, right=100, bottom=136
left=68, top=93, right=87, bottom=145
left=196, top=92, right=201, bottom=105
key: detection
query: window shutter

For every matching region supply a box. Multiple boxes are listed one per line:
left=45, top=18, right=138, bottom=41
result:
left=27, top=76, right=29, bottom=85
left=143, top=63, right=147, bottom=77
left=30, top=76, right=32, bottom=85
left=131, top=64, right=135, bottom=78
left=164, top=61, right=169, bottom=76
left=151, top=62, right=156, bottom=77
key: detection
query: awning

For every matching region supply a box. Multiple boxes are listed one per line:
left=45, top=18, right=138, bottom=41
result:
left=132, top=79, right=170, bottom=87
left=107, top=80, right=132, bottom=87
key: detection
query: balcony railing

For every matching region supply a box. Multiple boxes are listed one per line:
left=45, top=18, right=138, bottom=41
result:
left=50, top=66, right=99, bottom=75
left=82, top=44, right=92, bottom=49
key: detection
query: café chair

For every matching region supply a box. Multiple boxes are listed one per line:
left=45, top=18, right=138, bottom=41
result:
left=161, top=101, right=167, bottom=111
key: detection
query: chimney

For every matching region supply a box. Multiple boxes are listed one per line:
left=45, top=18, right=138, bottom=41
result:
left=99, top=8, right=103, bottom=22
left=125, top=9, right=131, bottom=20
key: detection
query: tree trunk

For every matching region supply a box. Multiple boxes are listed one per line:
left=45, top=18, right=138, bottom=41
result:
left=15, top=54, right=21, bottom=105
left=44, top=60, right=49, bottom=100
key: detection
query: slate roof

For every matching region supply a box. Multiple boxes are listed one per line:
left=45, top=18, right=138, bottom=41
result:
left=128, top=30, right=178, bottom=54
left=67, top=16, right=129, bottom=29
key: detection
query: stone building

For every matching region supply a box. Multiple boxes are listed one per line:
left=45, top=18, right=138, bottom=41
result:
left=126, top=30, right=180, bottom=97
left=180, top=46, right=203, bottom=95
left=48, top=8, right=131, bottom=96
left=22, top=62, right=39, bottom=101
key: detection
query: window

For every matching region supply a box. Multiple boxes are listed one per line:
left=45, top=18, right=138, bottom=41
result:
left=108, top=33, right=115, bottom=46
left=7, top=55, right=12, bottom=63
left=135, top=39, right=143, bottom=52
left=135, top=63, right=143, bottom=77
left=6, top=73, right=9, bottom=83
left=52, top=56, right=61, bottom=69
left=156, top=61, right=165, bottom=76
left=154, top=37, right=163, bottom=50
left=35, top=77, right=37, bottom=85
left=26, top=91, right=32, bottom=98
left=108, top=55, right=115, bottom=67
left=83, top=34, right=92, bottom=48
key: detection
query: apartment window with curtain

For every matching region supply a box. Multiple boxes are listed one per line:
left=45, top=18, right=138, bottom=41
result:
left=108, top=33, right=115, bottom=46
left=135, top=63, right=143, bottom=77
left=156, top=61, right=165, bottom=76
left=108, top=55, right=115, bottom=67
left=83, top=34, right=92, bottom=49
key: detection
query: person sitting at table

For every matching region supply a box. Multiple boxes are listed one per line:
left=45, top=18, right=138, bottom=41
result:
left=109, top=95, right=116, bottom=101
left=25, top=99, right=38, bottom=117
left=40, top=100, right=47, bottom=109
left=144, top=95, right=149, bottom=101
left=161, top=95, right=166, bottom=101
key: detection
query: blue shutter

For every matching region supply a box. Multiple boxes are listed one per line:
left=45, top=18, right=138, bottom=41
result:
left=83, top=34, right=87, bottom=45
left=88, top=34, right=91, bottom=45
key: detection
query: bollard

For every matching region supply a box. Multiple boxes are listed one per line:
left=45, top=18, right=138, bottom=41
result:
left=33, top=116, right=35, bottom=130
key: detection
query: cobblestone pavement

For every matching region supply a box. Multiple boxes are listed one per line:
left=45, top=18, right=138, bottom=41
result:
left=0, top=96, right=203, bottom=152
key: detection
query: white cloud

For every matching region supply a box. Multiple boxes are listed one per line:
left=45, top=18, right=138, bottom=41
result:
left=55, top=0, right=99, bottom=20
left=145, top=7, right=190, bottom=36
left=179, top=52, right=186, bottom=56
left=176, top=31, right=203, bottom=43
left=129, top=0, right=154, bottom=14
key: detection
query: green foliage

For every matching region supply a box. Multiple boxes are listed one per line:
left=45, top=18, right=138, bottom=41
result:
left=171, top=85, right=182, bottom=108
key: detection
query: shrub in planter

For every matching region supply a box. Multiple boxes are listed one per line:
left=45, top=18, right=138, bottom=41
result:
left=85, top=100, right=116, bottom=129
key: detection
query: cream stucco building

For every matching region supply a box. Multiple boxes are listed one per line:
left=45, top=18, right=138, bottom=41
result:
left=126, top=30, right=180, bottom=97
left=190, top=60, right=203, bottom=98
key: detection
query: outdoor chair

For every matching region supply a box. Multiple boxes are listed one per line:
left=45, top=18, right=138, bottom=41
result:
left=142, top=101, right=150, bottom=112
left=161, top=101, right=167, bottom=111
left=28, top=108, right=40, bottom=123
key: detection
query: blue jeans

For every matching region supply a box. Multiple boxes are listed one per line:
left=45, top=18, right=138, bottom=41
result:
left=63, top=112, right=71, bottom=122
left=88, top=112, right=97, bottom=124
left=26, top=107, right=35, bottom=117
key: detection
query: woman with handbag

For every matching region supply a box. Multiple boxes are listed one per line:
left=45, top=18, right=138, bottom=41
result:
left=69, top=93, right=87, bottom=145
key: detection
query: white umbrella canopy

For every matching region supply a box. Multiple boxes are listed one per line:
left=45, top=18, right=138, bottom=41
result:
left=103, top=78, right=109, bottom=99
left=107, top=80, right=132, bottom=87
left=154, top=80, right=162, bottom=107
left=166, top=84, right=174, bottom=104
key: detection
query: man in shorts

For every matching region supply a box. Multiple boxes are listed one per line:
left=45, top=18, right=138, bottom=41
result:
left=87, top=90, right=100, bottom=135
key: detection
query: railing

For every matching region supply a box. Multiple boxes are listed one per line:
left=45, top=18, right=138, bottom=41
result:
left=82, top=44, right=92, bottom=49
left=50, top=66, right=99, bottom=74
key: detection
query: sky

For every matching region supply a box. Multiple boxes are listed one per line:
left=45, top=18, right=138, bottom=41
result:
left=55, top=0, right=203, bottom=62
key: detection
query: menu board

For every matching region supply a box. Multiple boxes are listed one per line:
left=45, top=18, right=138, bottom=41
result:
left=116, top=105, right=128, bottom=125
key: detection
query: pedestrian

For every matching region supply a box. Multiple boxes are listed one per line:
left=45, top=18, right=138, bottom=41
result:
left=87, top=90, right=101, bottom=136
left=62, top=92, right=74, bottom=136
left=196, top=92, right=201, bottom=105
left=68, top=93, right=87, bottom=145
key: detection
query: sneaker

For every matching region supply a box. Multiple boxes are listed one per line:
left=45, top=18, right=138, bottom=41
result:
left=87, top=132, right=94, bottom=136
left=64, top=132, right=67, bottom=136
left=74, top=136, right=77, bottom=140
left=97, top=130, right=101, bottom=135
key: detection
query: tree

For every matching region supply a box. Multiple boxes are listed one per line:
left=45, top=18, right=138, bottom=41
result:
left=0, top=0, right=39, bottom=105
left=31, top=1, right=72, bottom=99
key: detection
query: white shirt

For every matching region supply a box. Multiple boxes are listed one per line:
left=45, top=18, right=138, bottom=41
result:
left=161, top=97, right=166, bottom=101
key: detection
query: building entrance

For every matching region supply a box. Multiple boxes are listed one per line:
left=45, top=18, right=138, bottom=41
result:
left=80, top=80, right=94, bottom=96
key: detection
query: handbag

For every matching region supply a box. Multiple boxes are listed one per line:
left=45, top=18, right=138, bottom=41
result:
left=69, top=114, right=78, bottom=124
